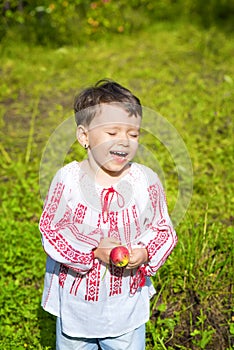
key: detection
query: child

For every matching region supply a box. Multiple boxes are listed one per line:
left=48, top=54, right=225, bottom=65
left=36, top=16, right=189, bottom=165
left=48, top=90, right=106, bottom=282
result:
left=39, top=79, right=177, bottom=350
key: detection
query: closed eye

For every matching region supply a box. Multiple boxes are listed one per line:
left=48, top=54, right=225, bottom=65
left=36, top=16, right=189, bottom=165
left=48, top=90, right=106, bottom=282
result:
left=129, top=132, right=139, bottom=138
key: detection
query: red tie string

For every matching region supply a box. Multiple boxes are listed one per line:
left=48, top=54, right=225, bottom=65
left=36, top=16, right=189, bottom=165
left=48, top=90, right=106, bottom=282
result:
left=130, top=266, right=147, bottom=295
left=101, top=186, right=125, bottom=223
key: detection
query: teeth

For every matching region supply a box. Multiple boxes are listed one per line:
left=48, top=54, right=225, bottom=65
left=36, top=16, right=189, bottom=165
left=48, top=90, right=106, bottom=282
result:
left=111, top=151, right=127, bottom=157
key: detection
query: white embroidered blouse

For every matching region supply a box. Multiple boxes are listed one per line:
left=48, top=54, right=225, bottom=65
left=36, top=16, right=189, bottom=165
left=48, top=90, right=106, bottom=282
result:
left=39, top=161, right=177, bottom=338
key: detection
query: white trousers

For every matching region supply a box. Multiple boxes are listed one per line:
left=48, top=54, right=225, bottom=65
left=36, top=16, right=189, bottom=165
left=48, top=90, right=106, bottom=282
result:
left=56, top=317, right=145, bottom=350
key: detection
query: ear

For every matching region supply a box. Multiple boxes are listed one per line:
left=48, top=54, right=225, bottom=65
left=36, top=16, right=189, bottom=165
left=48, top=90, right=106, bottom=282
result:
left=76, top=125, right=89, bottom=148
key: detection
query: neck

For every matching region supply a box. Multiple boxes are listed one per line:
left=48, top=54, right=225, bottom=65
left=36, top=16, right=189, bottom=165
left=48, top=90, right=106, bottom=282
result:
left=82, top=158, right=130, bottom=187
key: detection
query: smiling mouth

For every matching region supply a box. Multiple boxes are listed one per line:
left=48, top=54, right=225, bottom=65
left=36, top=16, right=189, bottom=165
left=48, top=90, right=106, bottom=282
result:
left=110, top=151, right=128, bottom=158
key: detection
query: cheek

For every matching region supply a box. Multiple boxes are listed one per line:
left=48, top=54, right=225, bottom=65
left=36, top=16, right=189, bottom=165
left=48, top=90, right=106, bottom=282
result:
left=90, top=138, right=113, bottom=150
left=89, top=140, right=113, bottom=158
left=130, top=140, right=139, bottom=151
left=89, top=130, right=111, bottom=146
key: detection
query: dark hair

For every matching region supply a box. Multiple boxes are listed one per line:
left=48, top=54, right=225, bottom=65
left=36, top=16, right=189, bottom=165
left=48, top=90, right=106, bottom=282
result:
left=74, top=79, right=142, bottom=126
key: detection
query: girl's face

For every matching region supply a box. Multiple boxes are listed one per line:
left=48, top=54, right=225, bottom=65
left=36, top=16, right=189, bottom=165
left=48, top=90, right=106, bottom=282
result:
left=85, top=104, right=141, bottom=177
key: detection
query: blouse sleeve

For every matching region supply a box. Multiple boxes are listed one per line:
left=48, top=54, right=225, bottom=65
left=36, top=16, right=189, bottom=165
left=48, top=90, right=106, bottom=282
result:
left=39, top=168, right=98, bottom=274
left=138, top=174, right=178, bottom=277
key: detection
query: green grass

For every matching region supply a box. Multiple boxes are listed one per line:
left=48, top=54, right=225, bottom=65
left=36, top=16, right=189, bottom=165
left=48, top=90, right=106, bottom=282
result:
left=0, top=21, right=233, bottom=349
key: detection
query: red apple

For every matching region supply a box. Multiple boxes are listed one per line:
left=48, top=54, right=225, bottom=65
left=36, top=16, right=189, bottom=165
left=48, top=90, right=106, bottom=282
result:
left=110, top=246, right=130, bottom=267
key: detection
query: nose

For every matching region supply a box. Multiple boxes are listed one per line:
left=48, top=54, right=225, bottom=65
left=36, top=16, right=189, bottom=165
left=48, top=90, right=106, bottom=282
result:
left=118, top=132, right=129, bottom=146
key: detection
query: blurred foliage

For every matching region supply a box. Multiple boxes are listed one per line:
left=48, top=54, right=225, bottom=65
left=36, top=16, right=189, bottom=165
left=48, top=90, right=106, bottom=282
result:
left=0, top=0, right=233, bottom=46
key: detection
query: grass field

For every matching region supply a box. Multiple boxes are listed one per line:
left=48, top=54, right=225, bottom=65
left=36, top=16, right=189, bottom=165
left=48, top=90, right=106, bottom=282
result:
left=0, top=21, right=233, bottom=349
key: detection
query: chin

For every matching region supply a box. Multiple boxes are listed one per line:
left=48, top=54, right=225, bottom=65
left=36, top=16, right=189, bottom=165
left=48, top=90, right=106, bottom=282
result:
left=103, top=164, right=129, bottom=176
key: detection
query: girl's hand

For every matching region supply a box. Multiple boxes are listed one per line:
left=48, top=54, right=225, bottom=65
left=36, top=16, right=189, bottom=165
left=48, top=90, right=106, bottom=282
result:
left=93, top=238, right=120, bottom=264
left=126, top=248, right=148, bottom=269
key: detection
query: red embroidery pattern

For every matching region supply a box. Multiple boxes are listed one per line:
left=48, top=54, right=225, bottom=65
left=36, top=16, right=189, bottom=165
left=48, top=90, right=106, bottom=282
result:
left=146, top=183, right=175, bottom=270
left=59, top=264, right=69, bottom=287
left=70, top=273, right=83, bottom=296
left=47, top=192, right=94, bottom=247
left=146, top=226, right=171, bottom=260
left=122, top=209, right=131, bottom=249
left=41, top=223, right=94, bottom=265
left=132, top=205, right=141, bottom=239
left=109, top=264, right=124, bottom=296
left=97, top=213, right=101, bottom=228
left=147, top=229, right=177, bottom=275
left=85, top=261, right=101, bottom=301
left=66, top=223, right=99, bottom=248
left=41, top=166, right=176, bottom=305
left=55, top=205, right=72, bottom=229
left=148, top=184, right=160, bottom=210
left=42, top=182, right=64, bottom=227
left=71, top=203, right=99, bottom=247
left=40, top=182, right=94, bottom=266
left=101, top=187, right=125, bottom=223
left=73, top=203, right=87, bottom=224
left=129, top=266, right=147, bottom=295
left=108, top=211, right=121, bottom=240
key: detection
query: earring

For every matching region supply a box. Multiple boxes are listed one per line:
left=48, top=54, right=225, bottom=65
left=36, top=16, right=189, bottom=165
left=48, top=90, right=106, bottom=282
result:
left=84, top=144, right=88, bottom=149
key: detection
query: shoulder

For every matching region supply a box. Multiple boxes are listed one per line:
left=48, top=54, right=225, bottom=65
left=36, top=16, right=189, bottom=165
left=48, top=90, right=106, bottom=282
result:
left=62, top=160, right=80, bottom=174
left=131, top=162, right=162, bottom=185
left=54, top=161, right=81, bottom=182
